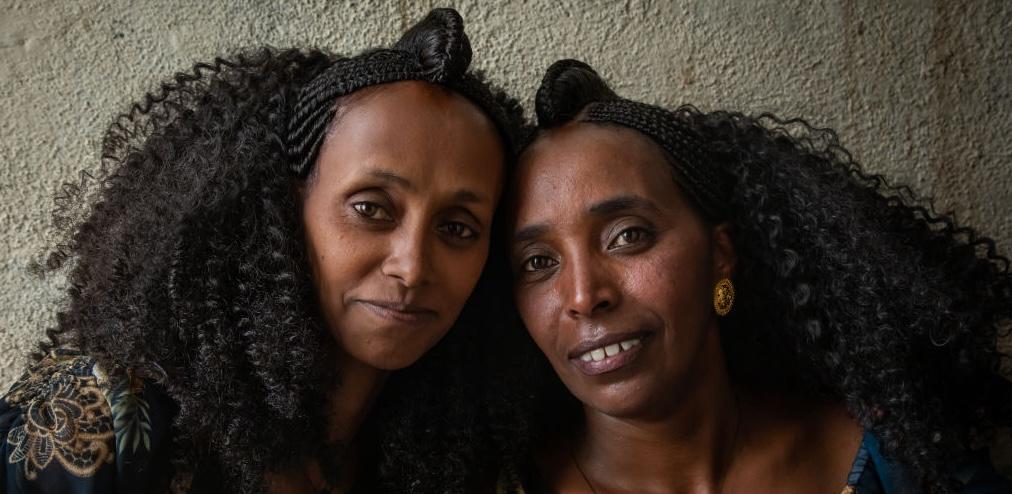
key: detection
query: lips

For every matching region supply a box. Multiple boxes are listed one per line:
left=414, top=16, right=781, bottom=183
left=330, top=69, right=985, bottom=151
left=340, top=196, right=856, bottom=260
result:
left=356, top=299, right=438, bottom=324
left=568, top=330, right=651, bottom=376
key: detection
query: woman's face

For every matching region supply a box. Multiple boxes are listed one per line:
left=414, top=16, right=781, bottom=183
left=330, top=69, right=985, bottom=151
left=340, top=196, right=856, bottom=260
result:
left=301, top=81, right=504, bottom=371
left=510, top=123, right=734, bottom=419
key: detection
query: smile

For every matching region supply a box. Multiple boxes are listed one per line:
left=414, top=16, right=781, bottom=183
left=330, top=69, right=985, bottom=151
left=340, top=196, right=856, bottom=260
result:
left=569, top=332, right=650, bottom=376
left=577, top=338, right=641, bottom=362
left=357, top=299, right=438, bottom=324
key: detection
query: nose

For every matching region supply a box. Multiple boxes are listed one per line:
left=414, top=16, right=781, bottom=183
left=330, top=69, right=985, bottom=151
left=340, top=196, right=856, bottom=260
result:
left=562, top=251, right=619, bottom=319
left=381, top=220, right=431, bottom=289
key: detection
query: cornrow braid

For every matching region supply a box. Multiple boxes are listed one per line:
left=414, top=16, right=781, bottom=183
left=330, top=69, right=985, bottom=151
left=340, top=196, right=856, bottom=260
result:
left=287, top=8, right=520, bottom=179
left=583, top=101, right=728, bottom=220
left=533, top=59, right=729, bottom=220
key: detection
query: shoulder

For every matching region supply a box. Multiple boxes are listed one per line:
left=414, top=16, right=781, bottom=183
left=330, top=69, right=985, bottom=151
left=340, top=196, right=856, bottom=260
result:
left=734, top=393, right=863, bottom=491
left=1, top=350, right=175, bottom=492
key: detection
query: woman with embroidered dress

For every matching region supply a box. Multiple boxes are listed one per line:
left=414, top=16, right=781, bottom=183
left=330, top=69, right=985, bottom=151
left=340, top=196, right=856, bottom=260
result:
left=501, top=60, right=1012, bottom=493
left=0, top=9, right=524, bottom=493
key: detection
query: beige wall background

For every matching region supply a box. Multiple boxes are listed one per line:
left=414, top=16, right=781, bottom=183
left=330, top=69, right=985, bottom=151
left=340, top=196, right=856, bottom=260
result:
left=1, top=0, right=1010, bottom=459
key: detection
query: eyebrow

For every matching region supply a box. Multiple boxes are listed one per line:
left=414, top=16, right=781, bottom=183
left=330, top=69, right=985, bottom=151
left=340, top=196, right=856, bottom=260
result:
left=368, top=169, right=489, bottom=204
left=513, top=223, right=550, bottom=244
left=369, top=169, right=413, bottom=190
left=513, top=195, right=659, bottom=244
left=588, top=195, right=659, bottom=215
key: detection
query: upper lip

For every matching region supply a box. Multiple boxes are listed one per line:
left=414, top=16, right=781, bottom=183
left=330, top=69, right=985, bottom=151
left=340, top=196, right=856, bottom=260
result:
left=567, top=329, right=651, bottom=359
left=357, top=299, right=437, bottom=315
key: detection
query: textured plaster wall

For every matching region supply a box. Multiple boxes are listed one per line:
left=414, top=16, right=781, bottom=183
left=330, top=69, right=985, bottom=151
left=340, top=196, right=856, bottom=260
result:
left=1, top=0, right=1010, bottom=456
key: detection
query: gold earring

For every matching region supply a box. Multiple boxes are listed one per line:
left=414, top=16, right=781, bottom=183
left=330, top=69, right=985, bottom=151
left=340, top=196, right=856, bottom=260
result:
left=714, top=278, right=734, bottom=316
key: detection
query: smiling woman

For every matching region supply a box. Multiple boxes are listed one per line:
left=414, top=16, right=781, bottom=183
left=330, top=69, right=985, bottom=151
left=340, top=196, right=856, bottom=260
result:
left=0, top=8, right=524, bottom=494
left=504, top=60, right=1012, bottom=494
left=514, top=123, right=736, bottom=422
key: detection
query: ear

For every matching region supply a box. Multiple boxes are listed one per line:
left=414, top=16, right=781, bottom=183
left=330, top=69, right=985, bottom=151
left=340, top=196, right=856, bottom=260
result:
left=711, top=222, right=737, bottom=281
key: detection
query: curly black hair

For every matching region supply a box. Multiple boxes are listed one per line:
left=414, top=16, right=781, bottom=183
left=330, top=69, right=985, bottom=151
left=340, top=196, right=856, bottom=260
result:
left=505, top=60, right=1012, bottom=493
left=31, top=12, right=526, bottom=494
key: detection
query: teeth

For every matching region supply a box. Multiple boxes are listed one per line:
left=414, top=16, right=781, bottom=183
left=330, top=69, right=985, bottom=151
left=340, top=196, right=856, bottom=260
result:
left=577, top=337, right=643, bottom=363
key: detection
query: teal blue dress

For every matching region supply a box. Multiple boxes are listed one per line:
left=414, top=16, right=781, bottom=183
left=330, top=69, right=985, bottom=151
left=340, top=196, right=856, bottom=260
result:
left=848, top=432, right=1011, bottom=493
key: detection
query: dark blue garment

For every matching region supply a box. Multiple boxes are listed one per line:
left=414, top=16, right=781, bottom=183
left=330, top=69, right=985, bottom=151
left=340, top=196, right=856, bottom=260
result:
left=847, top=431, right=1012, bottom=493
left=1, top=350, right=174, bottom=493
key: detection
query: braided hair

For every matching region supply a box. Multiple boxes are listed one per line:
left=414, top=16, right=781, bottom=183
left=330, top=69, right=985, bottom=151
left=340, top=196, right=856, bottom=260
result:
left=511, top=59, right=1012, bottom=493
left=34, top=9, right=524, bottom=493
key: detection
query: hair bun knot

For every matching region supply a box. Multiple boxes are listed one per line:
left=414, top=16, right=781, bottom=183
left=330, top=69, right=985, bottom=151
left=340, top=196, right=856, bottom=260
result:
left=535, top=59, right=618, bottom=128
left=395, top=8, right=472, bottom=83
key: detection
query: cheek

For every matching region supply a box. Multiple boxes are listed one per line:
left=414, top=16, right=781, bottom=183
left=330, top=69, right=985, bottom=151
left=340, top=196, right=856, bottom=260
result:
left=515, top=284, right=560, bottom=356
left=303, top=215, right=383, bottom=308
left=634, top=241, right=713, bottom=325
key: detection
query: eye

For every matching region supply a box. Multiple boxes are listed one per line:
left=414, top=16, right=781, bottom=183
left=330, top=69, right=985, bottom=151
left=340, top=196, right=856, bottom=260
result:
left=522, top=255, right=558, bottom=272
left=352, top=201, right=393, bottom=221
left=438, top=221, right=479, bottom=241
left=608, top=227, right=653, bottom=249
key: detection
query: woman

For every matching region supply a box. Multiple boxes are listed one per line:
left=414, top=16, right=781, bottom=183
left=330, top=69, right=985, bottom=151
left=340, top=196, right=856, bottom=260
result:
left=505, top=60, right=1011, bottom=493
left=0, top=9, right=523, bottom=493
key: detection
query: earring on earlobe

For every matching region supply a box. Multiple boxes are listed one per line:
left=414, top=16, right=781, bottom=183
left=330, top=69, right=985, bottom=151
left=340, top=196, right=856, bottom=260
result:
left=713, top=278, right=734, bottom=316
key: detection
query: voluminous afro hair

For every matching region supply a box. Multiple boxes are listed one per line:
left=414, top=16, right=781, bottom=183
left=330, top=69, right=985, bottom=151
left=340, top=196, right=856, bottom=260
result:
left=33, top=9, right=525, bottom=493
left=511, top=59, right=1012, bottom=493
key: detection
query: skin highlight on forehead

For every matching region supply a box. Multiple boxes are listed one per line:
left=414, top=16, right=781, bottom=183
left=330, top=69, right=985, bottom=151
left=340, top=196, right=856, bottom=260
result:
left=512, top=122, right=685, bottom=245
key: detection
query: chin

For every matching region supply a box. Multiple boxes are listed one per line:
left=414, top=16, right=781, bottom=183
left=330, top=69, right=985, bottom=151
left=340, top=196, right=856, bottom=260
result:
left=354, top=349, right=425, bottom=371
left=584, top=398, right=648, bottom=419
left=336, top=324, right=447, bottom=371
left=577, top=384, right=657, bottom=419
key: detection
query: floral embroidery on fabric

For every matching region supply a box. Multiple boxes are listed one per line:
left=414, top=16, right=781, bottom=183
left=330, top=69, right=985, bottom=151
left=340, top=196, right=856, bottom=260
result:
left=4, top=352, right=115, bottom=479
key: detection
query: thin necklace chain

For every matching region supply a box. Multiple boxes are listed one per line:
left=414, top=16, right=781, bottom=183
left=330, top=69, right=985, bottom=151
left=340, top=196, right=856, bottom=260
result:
left=569, top=440, right=599, bottom=494
left=570, top=392, right=741, bottom=494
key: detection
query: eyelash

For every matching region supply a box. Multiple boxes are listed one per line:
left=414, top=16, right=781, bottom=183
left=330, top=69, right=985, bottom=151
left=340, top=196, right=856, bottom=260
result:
left=519, top=226, right=655, bottom=274
left=352, top=201, right=480, bottom=242
left=608, top=226, right=654, bottom=250
left=438, top=222, right=479, bottom=241
left=521, top=255, right=558, bottom=273
left=352, top=201, right=393, bottom=221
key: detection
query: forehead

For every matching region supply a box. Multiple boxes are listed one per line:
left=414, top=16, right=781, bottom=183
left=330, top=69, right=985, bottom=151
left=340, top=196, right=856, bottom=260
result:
left=329, top=80, right=495, bottom=153
left=512, top=123, right=676, bottom=223
left=313, top=80, right=503, bottom=192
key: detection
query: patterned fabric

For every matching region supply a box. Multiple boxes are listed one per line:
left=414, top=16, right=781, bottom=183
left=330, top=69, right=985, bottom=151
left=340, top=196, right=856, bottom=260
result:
left=1, top=350, right=175, bottom=493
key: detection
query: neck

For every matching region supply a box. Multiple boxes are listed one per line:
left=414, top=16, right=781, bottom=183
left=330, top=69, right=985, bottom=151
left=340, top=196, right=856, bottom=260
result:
left=325, top=351, right=390, bottom=444
left=575, top=331, right=739, bottom=494
left=266, top=352, right=390, bottom=493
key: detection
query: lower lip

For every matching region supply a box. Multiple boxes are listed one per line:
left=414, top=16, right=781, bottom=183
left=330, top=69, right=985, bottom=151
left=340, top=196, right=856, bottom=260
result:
left=570, top=339, right=647, bottom=376
left=357, top=301, right=436, bottom=324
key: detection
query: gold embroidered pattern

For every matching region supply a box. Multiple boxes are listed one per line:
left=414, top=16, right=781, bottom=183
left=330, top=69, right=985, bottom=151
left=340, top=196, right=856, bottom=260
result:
left=4, top=353, right=115, bottom=480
